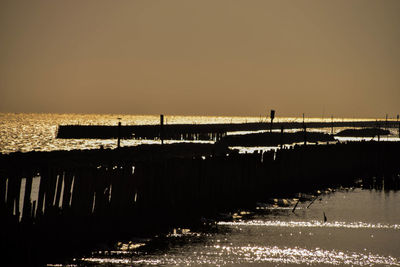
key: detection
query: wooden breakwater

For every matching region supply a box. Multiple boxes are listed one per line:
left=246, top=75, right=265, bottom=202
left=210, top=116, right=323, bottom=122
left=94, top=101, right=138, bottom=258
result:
left=1, top=141, right=400, bottom=264
left=56, top=120, right=400, bottom=140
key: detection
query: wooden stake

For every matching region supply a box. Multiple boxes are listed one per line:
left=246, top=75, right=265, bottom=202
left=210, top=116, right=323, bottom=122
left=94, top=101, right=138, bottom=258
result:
left=160, top=114, right=164, bottom=145
left=117, top=121, right=121, bottom=148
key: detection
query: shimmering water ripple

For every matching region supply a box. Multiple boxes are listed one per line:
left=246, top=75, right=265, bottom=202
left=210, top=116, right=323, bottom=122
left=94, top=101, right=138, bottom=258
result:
left=219, top=220, right=400, bottom=230
left=70, top=190, right=400, bottom=266
left=80, top=245, right=400, bottom=266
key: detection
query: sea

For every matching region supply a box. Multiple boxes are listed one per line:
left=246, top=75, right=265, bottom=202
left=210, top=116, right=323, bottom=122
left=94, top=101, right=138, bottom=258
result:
left=1, top=113, right=400, bottom=266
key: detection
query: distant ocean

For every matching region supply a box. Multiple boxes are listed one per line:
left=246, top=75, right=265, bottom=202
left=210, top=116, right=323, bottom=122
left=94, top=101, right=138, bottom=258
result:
left=0, top=113, right=392, bottom=154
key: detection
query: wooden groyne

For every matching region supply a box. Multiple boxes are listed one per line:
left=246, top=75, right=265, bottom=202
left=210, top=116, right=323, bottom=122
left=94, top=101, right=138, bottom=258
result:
left=56, top=124, right=227, bottom=140
left=1, top=141, right=400, bottom=264
left=56, top=120, right=400, bottom=140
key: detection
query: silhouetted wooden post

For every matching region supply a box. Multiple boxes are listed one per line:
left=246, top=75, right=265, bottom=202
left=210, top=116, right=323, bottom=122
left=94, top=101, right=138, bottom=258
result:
left=37, top=172, right=46, bottom=216
left=14, top=176, right=22, bottom=220
left=54, top=172, right=64, bottom=208
left=22, top=175, right=33, bottom=221
left=117, top=121, right=121, bottom=148
left=31, top=200, right=36, bottom=218
left=270, top=110, right=275, bottom=133
left=376, top=120, right=380, bottom=141
left=62, top=172, right=73, bottom=209
left=385, top=114, right=388, bottom=130
left=280, top=126, right=284, bottom=149
left=44, top=169, right=57, bottom=214
left=160, top=114, right=164, bottom=145
left=303, top=113, right=307, bottom=145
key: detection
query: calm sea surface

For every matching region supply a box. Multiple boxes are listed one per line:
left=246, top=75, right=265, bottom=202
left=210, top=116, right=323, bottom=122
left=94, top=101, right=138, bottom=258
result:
left=0, top=113, right=266, bottom=153
left=1, top=113, right=399, bottom=266
left=74, top=189, right=400, bottom=266
left=0, top=113, right=395, bottom=154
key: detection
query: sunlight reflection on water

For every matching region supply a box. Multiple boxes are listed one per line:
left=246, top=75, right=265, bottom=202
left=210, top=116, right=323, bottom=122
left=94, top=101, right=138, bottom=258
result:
left=80, top=245, right=400, bottom=266
left=1, top=113, right=391, bottom=154
left=71, top=189, right=400, bottom=266
left=218, top=220, right=400, bottom=230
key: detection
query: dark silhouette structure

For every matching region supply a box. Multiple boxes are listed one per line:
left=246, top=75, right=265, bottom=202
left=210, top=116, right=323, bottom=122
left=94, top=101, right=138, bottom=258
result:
left=335, top=128, right=390, bottom=137
left=270, top=109, right=275, bottom=133
left=56, top=120, right=400, bottom=140
left=217, top=131, right=334, bottom=147
left=1, top=141, right=399, bottom=264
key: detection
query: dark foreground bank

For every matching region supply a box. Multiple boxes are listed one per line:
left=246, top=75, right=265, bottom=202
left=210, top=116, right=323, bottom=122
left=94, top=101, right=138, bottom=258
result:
left=335, top=128, right=391, bottom=137
left=217, top=131, right=334, bottom=146
left=1, top=141, right=400, bottom=265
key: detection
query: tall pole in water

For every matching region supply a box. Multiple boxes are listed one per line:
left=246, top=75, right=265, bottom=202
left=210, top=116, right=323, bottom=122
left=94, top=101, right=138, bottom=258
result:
left=385, top=114, right=388, bottom=130
left=270, top=110, right=275, bottom=133
left=160, top=114, right=164, bottom=145
left=117, top=118, right=121, bottom=148
left=376, top=119, right=380, bottom=142
left=303, top=113, right=306, bottom=145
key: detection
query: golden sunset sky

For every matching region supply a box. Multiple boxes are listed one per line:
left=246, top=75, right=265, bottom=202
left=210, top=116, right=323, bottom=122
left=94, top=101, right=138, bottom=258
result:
left=1, top=0, right=399, bottom=118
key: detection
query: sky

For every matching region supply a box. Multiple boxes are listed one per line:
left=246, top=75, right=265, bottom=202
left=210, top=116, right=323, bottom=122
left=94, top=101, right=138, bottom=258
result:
left=0, top=0, right=399, bottom=118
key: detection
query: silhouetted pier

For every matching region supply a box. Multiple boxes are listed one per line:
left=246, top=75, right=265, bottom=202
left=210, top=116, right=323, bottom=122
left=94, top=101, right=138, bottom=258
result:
left=1, top=141, right=400, bottom=264
left=56, top=120, right=399, bottom=140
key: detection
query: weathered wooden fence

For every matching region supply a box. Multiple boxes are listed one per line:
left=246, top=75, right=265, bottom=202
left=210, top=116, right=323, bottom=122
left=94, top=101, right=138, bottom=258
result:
left=0, top=141, right=399, bottom=264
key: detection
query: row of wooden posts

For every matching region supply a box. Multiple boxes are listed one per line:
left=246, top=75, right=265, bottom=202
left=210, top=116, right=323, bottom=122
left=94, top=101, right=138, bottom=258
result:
left=0, top=141, right=399, bottom=263
left=2, top=141, right=399, bottom=224
left=56, top=114, right=400, bottom=141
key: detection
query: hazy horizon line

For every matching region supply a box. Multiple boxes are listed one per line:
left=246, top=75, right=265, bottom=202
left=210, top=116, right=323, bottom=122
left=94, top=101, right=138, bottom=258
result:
left=0, top=111, right=397, bottom=121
